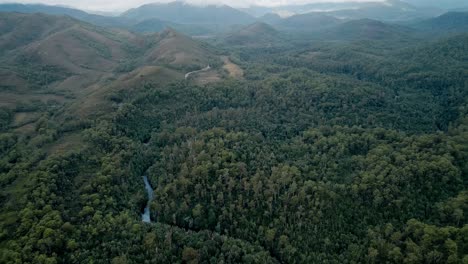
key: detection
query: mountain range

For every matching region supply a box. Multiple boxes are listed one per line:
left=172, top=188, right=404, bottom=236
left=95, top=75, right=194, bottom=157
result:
left=0, top=3, right=466, bottom=111
left=0, top=2, right=465, bottom=47
left=0, top=0, right=465, bottom=36
left=122, top=2, right=255, bottom=26
left=415, top=12, right=468, bottom=33
left=0, top=12, right=224, bottom=119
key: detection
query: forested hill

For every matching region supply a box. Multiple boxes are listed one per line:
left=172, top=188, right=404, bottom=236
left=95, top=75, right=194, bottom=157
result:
left=121, top=2, right=255, bottom=26
left=415, top=11, right=468, bottom=33
left=0, top=8, right=467, bottom=264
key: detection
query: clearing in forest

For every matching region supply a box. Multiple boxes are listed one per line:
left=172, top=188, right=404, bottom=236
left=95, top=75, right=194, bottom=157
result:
left=222, top=56, right=243, bottom=78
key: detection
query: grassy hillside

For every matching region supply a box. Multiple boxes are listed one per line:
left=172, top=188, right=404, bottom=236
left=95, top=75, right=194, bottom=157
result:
left=0, top=13, right=76, bottom=53
left=145, top=28, right=221, bottom=70
left=0, top=12, right=223, bottom=121
left=0, top=13, right=146, bottom=75
left=0, top=3, right=135, bottom=28
left=223, top=22, right=280, bottom=46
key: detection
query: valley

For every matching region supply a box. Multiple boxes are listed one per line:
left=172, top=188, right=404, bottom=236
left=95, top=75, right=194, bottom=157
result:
left=0, top=1, right=467, bottom=263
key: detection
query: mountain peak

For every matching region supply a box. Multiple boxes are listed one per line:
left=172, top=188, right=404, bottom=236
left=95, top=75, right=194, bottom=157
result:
left=224, top=22, right=280, bottom=46
left=146, top=28, right=219, bottom=69
left=245, top=22, right=277, bottom=33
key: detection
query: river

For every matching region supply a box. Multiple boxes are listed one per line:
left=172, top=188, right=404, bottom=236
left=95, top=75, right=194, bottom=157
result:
left=142, top=175, right=154, bottom=223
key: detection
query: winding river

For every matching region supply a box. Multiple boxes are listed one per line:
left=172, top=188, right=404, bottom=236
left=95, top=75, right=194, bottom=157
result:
left=142, top=176, right=154, bottom=223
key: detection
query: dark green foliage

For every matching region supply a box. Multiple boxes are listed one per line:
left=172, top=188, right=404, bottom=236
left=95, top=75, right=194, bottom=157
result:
left=141, top=127, right=464, bottom=263
left=0, top=108, right=13, bottom=131
left=12, top=60, right=71, bottom=87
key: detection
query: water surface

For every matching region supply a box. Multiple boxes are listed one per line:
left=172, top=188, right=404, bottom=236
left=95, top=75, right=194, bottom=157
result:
left=142, top=175, right=153, bottom=223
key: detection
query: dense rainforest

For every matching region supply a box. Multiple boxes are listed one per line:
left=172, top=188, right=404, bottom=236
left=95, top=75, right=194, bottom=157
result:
left=0, top=9, right=468, bottom=264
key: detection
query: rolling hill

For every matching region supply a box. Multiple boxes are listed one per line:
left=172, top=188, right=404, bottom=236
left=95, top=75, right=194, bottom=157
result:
left=0, top=12, right=222, bottom=118
left=0, top=12, right=76, bottom=53
left=274, top=13, right=343, bottom=32
left=258, top=13, right=282, bottom=25
left=129, top=18, right=216, bottom=36
left=128, top=18, right=170, bottom=33
left=415, top=12, right=468, bottom=33
left=0, top=12, right=221, bottom=74
left=145, top=28, right=220, bottom=70
left=0, top=3, right=135, bottom=28
left=223, top=22, right=280, bottom=46
left=0, top=13, right=145, bottom=74
left=0, top=3, right=217, bottom=36
left=319, top=18, right=415, bottom=41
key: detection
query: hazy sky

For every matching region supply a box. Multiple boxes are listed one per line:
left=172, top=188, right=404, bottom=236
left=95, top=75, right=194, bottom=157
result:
left=0, top=0, right=383, bottom=12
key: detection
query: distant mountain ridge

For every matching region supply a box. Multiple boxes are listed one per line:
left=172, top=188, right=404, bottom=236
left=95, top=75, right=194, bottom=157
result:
left=325, top=0, right=443, bottom=22
left=0, top=1, right=466, bottom=38
left=0, top=2, right=259, bottom=35
left=415, top=12, right=468, bottom=33
left=320, top=18, right=416, bottom=41
left=403, top=0, right=468, bottom=9
left=274, top=13, right=343, bottom=32
left=0, top=3, right=134, bottom=27
left=121, top=2, right=255, bottom=26
left=243, top=0, right=443, bottom=21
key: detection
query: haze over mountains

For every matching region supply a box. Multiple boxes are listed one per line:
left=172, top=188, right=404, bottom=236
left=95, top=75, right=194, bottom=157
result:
left=0, top=0, right=466, bottom=37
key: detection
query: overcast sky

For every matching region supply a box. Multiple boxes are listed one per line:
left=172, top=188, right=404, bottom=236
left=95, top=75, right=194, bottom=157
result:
left=0, top=0, right=383, bottom=12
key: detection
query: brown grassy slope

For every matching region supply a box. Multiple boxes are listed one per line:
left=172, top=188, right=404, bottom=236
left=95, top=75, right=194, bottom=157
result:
left=16, top=25, right=145, bottom=74
left=0, top=13, right=224, bottom=120
left=145, top=28, right=220, bottom=69
left=0, top=12, right=76, bottom=53
left=222, top=56, right=243, bottom=78
left=0, top=68, right=30, bottom=91
left=0, top=13, right=148, bottom=77
left=68, top=66, right=183, bottom=118
left=0, top=13, right=147, bottom=113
